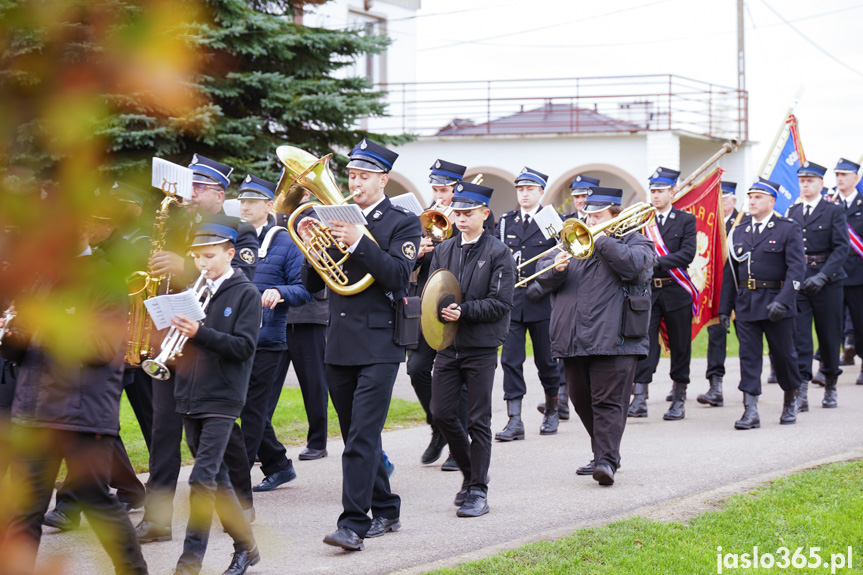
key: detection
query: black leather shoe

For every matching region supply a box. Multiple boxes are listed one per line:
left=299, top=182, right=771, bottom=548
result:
left=298, top=447, right=328, bottom=461
left=576, top=460, right=595, bottom=476
left=456, top=489, right=489, bottom=518
left=43, top=509, right=80, bottom=531
left=366, top=516, right=401, bottom=538
left=120, top=500, right=144, bottom=513
left=222, top=545, right=261, bottom=575
left=252, top=466, right=296, bottom=492
left=323, top=527, right=364, bottom=551
left=453, top=487, right=469, bottom=507
left=593, top=462, right=615, bottom=486
left=857, top=365, right=863, bottom=385
left=421, top=428, right=447, bottom=465
left=135, top=520, right=172, bottom=543
left=441, top=452, right=459, bottom=471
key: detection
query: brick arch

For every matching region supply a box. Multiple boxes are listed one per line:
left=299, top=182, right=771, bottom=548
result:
left=464, top=166, right=517, bottom=218
left=386, top=171, right=424, bottom=205
left=546, top=164, right=647, bottom=210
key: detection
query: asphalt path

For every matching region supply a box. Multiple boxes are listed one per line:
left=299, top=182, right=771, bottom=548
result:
left=33, top=357, right=863, bottom=574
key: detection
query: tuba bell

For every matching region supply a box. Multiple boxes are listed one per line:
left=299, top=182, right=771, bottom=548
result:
left=273, top=146, right=378, bottom=296
left=419, top=174, right=483, bottom=242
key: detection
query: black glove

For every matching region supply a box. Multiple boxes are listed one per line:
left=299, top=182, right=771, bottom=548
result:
left=526, top=280, right=547, bottom=302
left=766, top=301, right=789, bottom=322
left=801, top=272, right=828, bottom=297
left=718, top=314, right=731, bottom=334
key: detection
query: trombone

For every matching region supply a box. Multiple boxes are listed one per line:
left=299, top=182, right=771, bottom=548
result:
left=514, top=202, right=657, bottom=288
left=142, top=270, right=212, bottom=381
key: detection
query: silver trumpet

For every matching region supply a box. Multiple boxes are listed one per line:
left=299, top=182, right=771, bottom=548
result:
left=142, top=271, right=212, bottom=380
left=0, top=305, right=15, bottom=345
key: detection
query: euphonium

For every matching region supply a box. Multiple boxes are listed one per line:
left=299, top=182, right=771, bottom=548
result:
left=273, top=145, right=377, bottom=296
left=141, top=270, right=212, bottom=380
left=514, top=202, right=657, bottom=288
left=125, top=186, right=184, bottom=365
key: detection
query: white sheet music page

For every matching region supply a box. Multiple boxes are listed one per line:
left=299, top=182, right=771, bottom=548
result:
left=152, top=158, right=193, bottom=200
left=144, top=289, right=207, bottom=330
left=390, top=193, right=424, bottom=216
left=314, top=204, right=368, bottom=226
left=534, top=205, right=564, bottom=240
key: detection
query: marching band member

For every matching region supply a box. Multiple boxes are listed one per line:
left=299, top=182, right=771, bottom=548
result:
left=238, top=174, right=312, bottom=491
left=832, top=158, right=863, bottom=386
left=428, top=181, right=514, bottom=517
left=496, top=167, right=562, bottom=440
left=787, top=161, right=848, bottom=410
left=537, top=187, right=654, bottom=486
left=299, top=138, right=421, bottom=551
left=720, top=179, right=805, bottom=429
left=171, top=215, right=263, bottom=575
left=629, top=167, right=697, bottom=420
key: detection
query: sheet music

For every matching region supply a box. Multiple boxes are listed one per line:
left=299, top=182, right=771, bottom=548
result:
left=152, top=158, right=193, bottom=200
left=390, top=193, right=424, bottom=216
left=534, top=205, right=564, bottom=240
left=144, top=289, right=207, bottom=330
left=313, top=204, right=368, bottom=226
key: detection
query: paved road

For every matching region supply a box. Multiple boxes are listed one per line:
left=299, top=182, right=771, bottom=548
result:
left=34, top=357, right=863, bottom=574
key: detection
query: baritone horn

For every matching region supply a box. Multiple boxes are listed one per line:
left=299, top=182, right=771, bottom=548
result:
left=142, top=270, right=212, bottom=381
left=273, top=145, right=378, bottom=296
left=419, top=174, right=484, bottom=242
left=514, top=202, right=657, bottom=288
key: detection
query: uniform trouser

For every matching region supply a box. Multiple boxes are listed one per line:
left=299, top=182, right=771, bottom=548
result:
left=177, top=416, right=256, bottom=573
left=736, top=317, right=800, bottom=395
left=0, top=358, right=16, bottom=483
left=408, top=335, right=469, bottom=432
left=844, top=285, right=863, bottom=360
left=430, top=352, right=496, bottom=493
left=285, top=323, right=328, bottom=451
left=564, top=355, right=636, bottom=471
left=6, top=427, right=148, bottom=575
left=54, top=436, right=145, bottom=519
left=241, top=349, right=291, bottom=477
left=501, top=318, right=559, bottom=399
left=705, top=323, right=728, bottom=379
left=123, top=367, right=154, bottom=449
left=144, top=379, right=253, bottom=526
left=634, top=297, right=692, bottom=384
left=795, top=281, right=843, bottom=380
left=327, top=362, right=401, bottom=538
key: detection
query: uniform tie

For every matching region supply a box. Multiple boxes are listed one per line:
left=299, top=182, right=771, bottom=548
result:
left=522, top=215, right=531, bottom=232
left=752, top=222, right=761, bottom=241
left=803, top=205, right=811, bottom=222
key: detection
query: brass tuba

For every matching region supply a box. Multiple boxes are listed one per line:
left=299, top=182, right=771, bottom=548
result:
left=273, top=145, right=377, bottom=296
left=125, top=185, right=184, bottom=365
left=514, top=202, right=657, bottom=288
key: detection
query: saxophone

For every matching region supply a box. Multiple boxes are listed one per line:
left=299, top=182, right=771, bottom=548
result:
left=125, top=187, right=184, bottom=366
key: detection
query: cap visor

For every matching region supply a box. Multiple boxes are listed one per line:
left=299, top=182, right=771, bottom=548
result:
left=582, top=202, right=615, bottom=214
left=347, top=159, right=385, bottom=173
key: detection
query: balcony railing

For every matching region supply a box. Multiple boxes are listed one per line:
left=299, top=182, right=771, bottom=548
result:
left=372, top=74, right=748, bottom=142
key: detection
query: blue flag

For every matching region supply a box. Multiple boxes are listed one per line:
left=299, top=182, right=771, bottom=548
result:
left=857, top=173, right=863, bottom=194
left=763, top=131, right=801, bottom=216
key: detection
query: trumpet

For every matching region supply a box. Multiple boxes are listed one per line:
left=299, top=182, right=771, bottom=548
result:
left=142, top=271, right=212, bottom=381
left=0, top=305, right=15, bottom=345
left=514, top=202, right=657, bottom=288
left=420, top=200, right=455, bottom=242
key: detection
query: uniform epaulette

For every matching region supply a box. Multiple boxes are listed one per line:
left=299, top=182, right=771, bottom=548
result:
left=501, top=210, right=518, bottom=218
left=393, top=206, right=414, bottom=217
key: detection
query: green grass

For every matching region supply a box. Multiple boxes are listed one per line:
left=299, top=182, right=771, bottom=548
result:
left=429, top=460, right=863, bottom=574
left=119, top=387, right=427, bottom=474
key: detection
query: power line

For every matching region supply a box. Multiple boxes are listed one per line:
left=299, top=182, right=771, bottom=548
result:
left=759, top=0, right=863, bottom=79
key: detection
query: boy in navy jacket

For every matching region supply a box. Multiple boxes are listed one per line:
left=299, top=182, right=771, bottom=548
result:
left=170, top=214, right=262, bottom=575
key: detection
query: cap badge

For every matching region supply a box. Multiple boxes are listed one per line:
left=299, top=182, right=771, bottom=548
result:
left=192, top=154, right=199, bottom=164
left=587, top=190, right=593, bottom=196
left=245, top=175, right=251, bottom=183
left=435, top=160, right=441, bottom=169
left=457, top=184, right=463, bottom=191
left=575, top=176, right=582, bottom=182
left=521, top=167, right=528, bottom=174
left=653, top=170, right=659, bottom=178
left=360, top=139, right=368, bottom=150
left=803, top=161, right=810, bottom=168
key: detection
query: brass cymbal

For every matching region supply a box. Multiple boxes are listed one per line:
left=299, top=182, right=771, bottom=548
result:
left=420, top=269, right=462, bottom=351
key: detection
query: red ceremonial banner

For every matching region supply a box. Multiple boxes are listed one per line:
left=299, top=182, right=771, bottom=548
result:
left=673, top=166, right=725, bottom=340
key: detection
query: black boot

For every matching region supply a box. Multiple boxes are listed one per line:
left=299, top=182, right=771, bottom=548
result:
left=697, top=375, right=724, bottom=407
left=558, top=383, right=570, bottom=420
left=539, top=393, right=559, bottom=435
left=841, top=336, right=856, bottom=365
left=495, top=398, right=525, bottom=441
left=663, top=382, right=686, bottom=420
left=822, top=376, right=838, bottom=408
left=797, top=381, right=809, bottom=412
left=627, top=383, right=648, bottom=418
left=811, top=364, right=826, bottom=386
left=665, top=386, right=674, bottom=402
left=780, top=389, right=797, bottom=424
left=421, top=426, right=447, bottom=465
left=767, top=368, right=778, bottom=384
left=858, top=364, right=863, bottom=385
left=734, top=392, right=760, bottom=429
